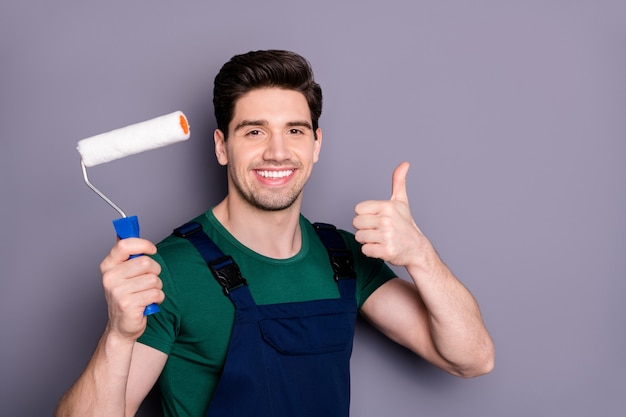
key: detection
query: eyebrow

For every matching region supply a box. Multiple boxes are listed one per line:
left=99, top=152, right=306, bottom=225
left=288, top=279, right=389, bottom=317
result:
left=233, top=119, right=313, bottom=132
left=287, top=120, right=313, bottom=130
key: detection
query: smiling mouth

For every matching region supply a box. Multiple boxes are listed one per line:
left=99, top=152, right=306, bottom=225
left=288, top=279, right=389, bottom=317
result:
left=255, top=169, right=294, bottom=179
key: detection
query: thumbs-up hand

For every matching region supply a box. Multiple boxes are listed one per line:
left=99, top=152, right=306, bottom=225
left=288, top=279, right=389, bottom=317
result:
left=353, top=162, right=433, bottom=267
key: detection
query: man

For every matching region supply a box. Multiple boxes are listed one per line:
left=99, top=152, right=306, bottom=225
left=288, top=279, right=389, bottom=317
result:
left=55, top=50, right=494, bottom=417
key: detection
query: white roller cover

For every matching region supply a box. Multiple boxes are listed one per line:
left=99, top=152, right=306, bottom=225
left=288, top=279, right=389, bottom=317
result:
left=77, top=111, right=190, bottom=167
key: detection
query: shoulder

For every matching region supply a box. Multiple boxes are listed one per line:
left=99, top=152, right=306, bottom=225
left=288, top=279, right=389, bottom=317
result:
left=151, top=212, right=214, bottom=282
left=303, top=216, right=394, bottom=276
left=299, top=217, right=362, bottom=259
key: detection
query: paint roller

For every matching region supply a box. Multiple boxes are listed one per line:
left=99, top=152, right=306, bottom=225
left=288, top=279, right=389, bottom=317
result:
left=77, top=111, right=191, bottom=315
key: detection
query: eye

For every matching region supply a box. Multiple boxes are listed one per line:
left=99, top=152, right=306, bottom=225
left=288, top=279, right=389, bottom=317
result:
left=288, top=128, right=304, bottom=135
left=246, top=129, right=263, bottom=137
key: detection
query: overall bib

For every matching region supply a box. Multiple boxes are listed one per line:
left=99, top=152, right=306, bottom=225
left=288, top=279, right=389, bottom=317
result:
left=174, top=222, right=358, bottom=417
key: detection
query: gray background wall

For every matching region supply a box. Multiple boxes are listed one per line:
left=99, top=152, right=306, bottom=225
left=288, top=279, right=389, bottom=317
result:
left=1, top=1, right=624, bottom=416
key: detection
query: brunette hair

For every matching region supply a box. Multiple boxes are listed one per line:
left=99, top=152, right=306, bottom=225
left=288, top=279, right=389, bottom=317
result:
left=213, top=50, right=323, bottom=138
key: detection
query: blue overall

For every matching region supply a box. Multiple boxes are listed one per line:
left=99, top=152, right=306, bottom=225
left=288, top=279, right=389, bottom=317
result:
left=173, top=222, right=358, bottom=417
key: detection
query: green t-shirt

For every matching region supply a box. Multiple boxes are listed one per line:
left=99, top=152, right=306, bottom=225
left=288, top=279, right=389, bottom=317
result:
left=138, top=210, right=396, bottom=417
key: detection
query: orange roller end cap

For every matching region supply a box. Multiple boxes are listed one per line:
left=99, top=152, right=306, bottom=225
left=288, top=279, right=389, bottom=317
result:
left=179, top=114, right=190, bottom=135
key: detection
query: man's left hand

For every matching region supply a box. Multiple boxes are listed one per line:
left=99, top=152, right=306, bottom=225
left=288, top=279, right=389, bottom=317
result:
left=353, top=161, right=432, bottom=268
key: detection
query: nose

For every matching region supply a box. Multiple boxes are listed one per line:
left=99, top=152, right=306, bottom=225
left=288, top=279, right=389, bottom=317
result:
left=263, top=133, right=291, bottom=161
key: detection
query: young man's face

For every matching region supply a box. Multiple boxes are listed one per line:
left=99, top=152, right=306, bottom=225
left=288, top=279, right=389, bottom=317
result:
left=214, top=87, right=322, bottom=212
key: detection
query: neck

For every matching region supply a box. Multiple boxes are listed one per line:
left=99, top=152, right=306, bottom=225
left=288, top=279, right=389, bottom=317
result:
left=213, top=196, right=303, bottom=259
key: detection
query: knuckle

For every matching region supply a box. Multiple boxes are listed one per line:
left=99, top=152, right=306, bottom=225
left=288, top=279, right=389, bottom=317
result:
left=115, top=239, right=133, bottom=256
left=108, top=284, right=125, bottom=301
left=151, top=288, right=165, bottom=302
left=135, top=255, right=153, bottom=269
left=118, top=297, right=133, bottom=312
left=101, top=270, right=116, bottom=289
left=135, top=256, right=161, bottom=274
left=380, top=216, right=392, bottom=228
left=145, top=274, right=162, bottom=288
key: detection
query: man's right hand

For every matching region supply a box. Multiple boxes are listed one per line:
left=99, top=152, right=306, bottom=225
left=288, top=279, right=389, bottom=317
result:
left=99, top=238, right=164, bottom=341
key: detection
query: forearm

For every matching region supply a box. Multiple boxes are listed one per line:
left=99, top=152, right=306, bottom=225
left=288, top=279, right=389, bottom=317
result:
left=55, top=326, right=134, bottom=417
left=406, top=254, right=495, bottom=377
left=353, top=162, right=494, bottom=376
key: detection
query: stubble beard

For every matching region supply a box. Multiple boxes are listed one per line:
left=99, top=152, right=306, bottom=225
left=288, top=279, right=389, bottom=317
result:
left=239, top=184, right=303, bottom=212
left=229, top=164, right=305, bottom=212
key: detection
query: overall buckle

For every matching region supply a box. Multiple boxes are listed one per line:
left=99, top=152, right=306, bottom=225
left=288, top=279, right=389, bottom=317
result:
left=209, top=256, right=248, bottom=295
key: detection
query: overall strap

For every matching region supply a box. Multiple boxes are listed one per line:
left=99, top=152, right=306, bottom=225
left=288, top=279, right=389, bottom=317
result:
left=173, top=222, right=247, bottom=295
left=312, top=223, right=357, bottom=300
left=173, top=221, right=356, bottom=298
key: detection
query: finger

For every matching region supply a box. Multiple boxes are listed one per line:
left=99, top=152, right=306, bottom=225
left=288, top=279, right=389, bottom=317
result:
left=360, top=241, right=392, bottom=261
left=353, top=212, right=386, bottom=232
left=107, top=282, right=165, bottom=326
left=104, top=270, right=164, bottom=318
left=114, top=238, right=158, bottom=259
left=354, top=227, right=384, bottom=245
left=390, top=161, right=410, bottom=203
left=103, top=257, right=161, bottom=291
left=123, top=255, right=162, bottom=278
left=361, top=243, right=382, bottom=260
left=109, top=272, right=163, bottom=297
left=101, top=238, right=157, bottom=272
left=354, top=200, right=384, bottom=216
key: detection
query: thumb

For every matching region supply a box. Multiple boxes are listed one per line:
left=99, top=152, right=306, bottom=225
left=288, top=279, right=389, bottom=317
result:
left=390, top=161, right=410, bottom=202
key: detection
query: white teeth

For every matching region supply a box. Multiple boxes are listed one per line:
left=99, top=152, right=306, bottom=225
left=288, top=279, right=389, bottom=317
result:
left=257, top=170, right=293, bottom=178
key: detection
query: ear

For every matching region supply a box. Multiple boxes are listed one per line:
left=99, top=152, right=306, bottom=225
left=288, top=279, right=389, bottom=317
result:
left=214, top=129, right=228, bottom=166
left=313, top=128, right=323, bottom=163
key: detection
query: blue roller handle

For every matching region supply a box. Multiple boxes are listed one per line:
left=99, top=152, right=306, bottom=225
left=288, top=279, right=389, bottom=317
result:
left=112, top=215, right=160, bottom=316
